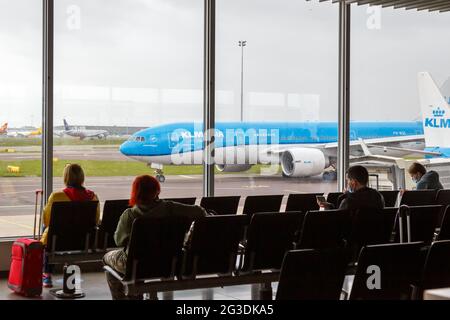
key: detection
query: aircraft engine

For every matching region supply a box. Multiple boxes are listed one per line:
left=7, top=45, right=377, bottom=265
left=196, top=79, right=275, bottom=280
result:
left=280, top=148, right=329, bottom=177
left=215, top=164, right=253, bottom=172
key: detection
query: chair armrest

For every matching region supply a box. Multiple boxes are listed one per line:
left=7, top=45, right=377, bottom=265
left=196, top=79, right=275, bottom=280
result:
left=103, top=265, right=125, bottom=281
left=341, top=289, right=349, bottom=300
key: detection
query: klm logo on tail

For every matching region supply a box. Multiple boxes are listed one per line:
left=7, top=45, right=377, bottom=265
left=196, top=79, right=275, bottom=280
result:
left=425, top=107, right=450, bottom=129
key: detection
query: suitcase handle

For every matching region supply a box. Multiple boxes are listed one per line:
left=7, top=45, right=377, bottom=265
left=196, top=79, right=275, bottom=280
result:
left=33, top=190, right=43, bottom=240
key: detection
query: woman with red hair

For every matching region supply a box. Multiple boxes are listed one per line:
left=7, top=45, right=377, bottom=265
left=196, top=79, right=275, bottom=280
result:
left=103, top=175, right=207, bottom=300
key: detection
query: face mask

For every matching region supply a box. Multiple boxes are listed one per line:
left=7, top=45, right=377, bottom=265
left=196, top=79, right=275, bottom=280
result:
left=347, top=182, right=354, bottom=193
left=412, top=175, right=420, bottom=184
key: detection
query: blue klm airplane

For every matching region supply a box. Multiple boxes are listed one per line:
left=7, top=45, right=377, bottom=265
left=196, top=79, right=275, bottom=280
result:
left=120, top=72, right=450, bottom=182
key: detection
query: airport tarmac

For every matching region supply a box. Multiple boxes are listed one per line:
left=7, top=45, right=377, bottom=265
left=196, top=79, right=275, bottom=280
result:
left=0, top=174, right=339, bottom=237
left=0, top=145, right=129, bottom=161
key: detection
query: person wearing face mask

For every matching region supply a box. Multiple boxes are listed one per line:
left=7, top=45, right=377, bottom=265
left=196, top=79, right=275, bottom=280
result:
left=318, top=165, right=385, bottom=213
left=407, top=162, right=443, bottom=191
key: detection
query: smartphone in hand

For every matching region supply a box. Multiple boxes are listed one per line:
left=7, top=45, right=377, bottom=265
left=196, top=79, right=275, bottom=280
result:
left=316, top=195, right=327, bottom=206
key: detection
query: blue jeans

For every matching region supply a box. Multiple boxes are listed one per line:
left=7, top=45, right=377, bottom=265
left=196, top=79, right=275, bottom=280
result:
left=41, top=224, right=53, bottom=274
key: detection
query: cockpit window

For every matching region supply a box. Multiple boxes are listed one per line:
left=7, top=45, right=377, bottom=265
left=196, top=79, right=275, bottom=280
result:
left=128, top=136, right=145, bottom=142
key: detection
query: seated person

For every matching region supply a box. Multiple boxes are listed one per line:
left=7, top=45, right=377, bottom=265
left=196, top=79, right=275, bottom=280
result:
left=407, top=162, right=443, bottom=190
left=319, top=165, right=385, bottom=214
left=103, top=175, right=207, bottom=300
left=41, top=163, right=100, bottom=288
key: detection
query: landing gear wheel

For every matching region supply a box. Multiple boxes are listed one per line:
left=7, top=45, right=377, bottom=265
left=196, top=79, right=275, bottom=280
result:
left=153, top=167, right=166, bottom=183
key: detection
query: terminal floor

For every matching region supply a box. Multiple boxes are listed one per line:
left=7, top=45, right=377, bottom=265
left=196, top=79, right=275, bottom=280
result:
left=0, top=272, right=278, bottom=300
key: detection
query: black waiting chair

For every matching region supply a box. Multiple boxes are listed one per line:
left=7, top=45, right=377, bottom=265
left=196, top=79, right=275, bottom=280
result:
left=46, top=201, right=100, bottom=264
left=397, top=205, right=442, bottom=244
left=347, top=207, right=398, bottom=263
left=435, top=190, right=450, bottom=225
left=326, top=192, right=343, bottom=209
left=164, top=197, right=197, bottom=205
left=379, top=190, right=399, bottom=208
left=414, top=240, right=450, bottom=299
left=98, top=198, right=196, bottom=249
left=285, top=193, right=322, bottom=213
left=276, top=249, right=348, bottom=300
left=199, top=196, right=240, bottom=215
left=349, top=242, right=427, bottom=300
left=98, top=199, right=130, bottom=249
left=240, top=212, right=304, bottom=272
left=436, top=206, right=450, bottom=241
left=104, top=216, right=193, bottom=291
left=182, top=215, right=247, bottom=278
left=242, top=195, right=283, bottom=217
left=400, top=190, right=438, bottom=206
left=296, top=209, right=351, bottom=250
left=435, top=189, right=450, bottom=206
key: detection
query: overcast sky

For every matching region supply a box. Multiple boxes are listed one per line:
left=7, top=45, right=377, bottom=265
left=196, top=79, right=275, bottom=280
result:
left=1, top=0, right=450, bottom=128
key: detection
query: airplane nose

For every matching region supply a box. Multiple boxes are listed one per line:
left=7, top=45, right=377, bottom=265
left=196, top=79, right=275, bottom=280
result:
left=119, top=141, right=129, bottom=155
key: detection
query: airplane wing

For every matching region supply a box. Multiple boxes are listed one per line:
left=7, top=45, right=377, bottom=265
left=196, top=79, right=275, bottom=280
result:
left=322, top=135, right=425, bottom=150
left=323, top=135, right=441, bottom=157
left=348, top=154, right=402, bottom=165
left=261, top=135, right=441, bottom=158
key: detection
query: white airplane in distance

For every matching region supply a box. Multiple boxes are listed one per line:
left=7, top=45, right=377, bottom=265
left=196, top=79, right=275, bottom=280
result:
left=5, top=125, right=42, bottom=138
left=61, top=119, right=108, bottom=140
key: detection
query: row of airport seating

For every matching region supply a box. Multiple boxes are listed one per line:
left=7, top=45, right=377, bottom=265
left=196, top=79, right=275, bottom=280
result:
left=102, top=205, right=450, bottom=299
left=277, top=240, right=450, bottom=300
left=45, top=189, right=450, bottom=256
left=96, top=189, right=450, bottom=249
left=47, top=203, right=450, bottom=257
left=328, top=189, right=450, bottom=209
left=43, top=189, right=450, bottom=299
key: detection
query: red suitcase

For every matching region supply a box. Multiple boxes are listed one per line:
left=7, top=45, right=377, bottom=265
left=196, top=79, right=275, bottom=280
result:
left=7, top=190, right=44, bottom=297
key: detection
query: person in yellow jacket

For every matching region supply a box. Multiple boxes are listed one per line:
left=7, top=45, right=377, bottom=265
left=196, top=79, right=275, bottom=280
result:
left=41, top=163, right=100, bottom=288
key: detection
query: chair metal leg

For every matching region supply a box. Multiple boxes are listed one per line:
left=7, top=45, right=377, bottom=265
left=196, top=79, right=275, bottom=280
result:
left=251, top=284, right=260, bottom=300
left=148, top=291, right=158, bottom=300
left=259, top=282, right=273, bottom=300
left=162, top=291, right=174, bottom=300
left=202, top=288, right=214, bottom=300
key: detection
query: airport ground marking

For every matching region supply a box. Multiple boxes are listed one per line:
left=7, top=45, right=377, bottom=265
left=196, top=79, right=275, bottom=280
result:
left=0, top=190, right=38, bottom=196
left=0, top=205, right=35, bottom=209
left=178, top=175, right=197, bottom=180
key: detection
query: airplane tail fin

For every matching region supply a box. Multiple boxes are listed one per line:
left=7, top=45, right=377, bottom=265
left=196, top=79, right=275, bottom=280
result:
left=418, top=72, right=450, bottom=148
left=63, top=119, right=70, bottom=131
left=0, top=123, right=7, bottom=132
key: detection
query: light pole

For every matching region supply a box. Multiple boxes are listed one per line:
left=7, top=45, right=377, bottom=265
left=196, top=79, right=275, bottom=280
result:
left=238, top=40, right=247, bottom=122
